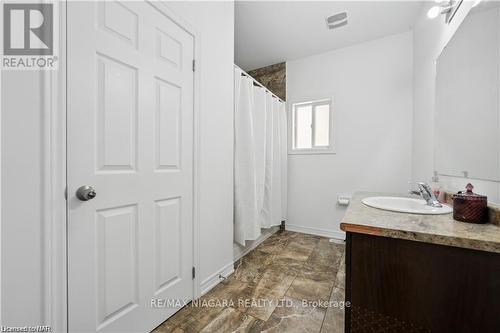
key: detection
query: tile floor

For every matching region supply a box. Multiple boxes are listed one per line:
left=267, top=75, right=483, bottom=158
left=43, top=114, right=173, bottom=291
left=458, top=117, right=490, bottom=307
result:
left=152, top=230, right=346, bottom=333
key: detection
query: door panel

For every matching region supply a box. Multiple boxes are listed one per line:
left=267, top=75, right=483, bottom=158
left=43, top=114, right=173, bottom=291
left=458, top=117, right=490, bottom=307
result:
left=96, top=204, right=139, bottom=328
left=96, top=55, right=138, bottom=173
left=155, top=78, right=182, bottom=170
left=67, top=2, right=194, bottom=332
left=154, top=197, right=181, bottom=294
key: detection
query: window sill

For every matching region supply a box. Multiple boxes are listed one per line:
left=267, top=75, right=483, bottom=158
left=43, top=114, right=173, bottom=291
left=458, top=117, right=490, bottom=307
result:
left=288, top=149, right=336, bottom=155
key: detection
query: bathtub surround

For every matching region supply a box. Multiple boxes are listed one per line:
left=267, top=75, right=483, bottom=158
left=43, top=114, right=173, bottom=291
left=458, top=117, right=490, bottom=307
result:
left=286, top=31, right=413, bottom=239
left=153, top=230, right=346, bottom=333
left=248, top=62, right=287, bottom=101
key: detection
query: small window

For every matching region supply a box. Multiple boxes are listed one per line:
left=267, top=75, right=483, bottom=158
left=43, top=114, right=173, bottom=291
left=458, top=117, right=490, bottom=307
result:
left=290, top=99, right=334, bottom=154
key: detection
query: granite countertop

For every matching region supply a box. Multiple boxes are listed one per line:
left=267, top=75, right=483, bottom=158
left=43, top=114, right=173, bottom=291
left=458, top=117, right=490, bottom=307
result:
left=340, top=192, right=500, bottom=253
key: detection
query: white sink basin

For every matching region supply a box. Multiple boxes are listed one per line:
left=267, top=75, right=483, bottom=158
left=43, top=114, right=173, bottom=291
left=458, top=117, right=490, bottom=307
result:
left=362, top=196, right=452, bottom=215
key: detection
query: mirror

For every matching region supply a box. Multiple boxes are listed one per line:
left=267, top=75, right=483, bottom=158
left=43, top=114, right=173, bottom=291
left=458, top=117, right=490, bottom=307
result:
left=435, top=3, right=500, bottom=183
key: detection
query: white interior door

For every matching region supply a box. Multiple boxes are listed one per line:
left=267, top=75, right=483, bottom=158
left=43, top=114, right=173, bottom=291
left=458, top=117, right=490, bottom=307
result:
left=67, top=1, right=194, bottom=332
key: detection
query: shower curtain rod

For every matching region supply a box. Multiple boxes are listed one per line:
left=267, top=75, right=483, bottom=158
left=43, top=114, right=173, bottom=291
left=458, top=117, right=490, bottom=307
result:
left=234, top=64, right=285, bottom=104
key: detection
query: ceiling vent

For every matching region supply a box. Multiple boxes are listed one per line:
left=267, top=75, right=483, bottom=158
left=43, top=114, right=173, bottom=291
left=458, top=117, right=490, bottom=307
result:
left=326, top=11, right=348, bottom=30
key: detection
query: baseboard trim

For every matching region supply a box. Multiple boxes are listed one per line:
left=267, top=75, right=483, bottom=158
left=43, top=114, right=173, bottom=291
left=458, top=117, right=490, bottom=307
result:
left=200, top=262, right=234, bottom=296
left=200, top=227, right=280, bottom=296
left=233, top=226, right=279, bottom=262
left=285, top=224, right=346, bottom=240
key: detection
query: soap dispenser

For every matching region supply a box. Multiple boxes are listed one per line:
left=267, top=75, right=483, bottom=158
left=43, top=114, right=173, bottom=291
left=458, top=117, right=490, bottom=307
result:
left=430, top=171, right=444, bottom=203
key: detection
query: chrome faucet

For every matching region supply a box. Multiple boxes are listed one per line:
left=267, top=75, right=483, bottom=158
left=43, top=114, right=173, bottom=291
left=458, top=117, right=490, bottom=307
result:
left=408, top=181, right=442, bottom=207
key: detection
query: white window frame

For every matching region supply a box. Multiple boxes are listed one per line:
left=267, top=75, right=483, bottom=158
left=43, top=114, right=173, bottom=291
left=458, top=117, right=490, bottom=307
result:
left=288, top=98, right=335, bottom=155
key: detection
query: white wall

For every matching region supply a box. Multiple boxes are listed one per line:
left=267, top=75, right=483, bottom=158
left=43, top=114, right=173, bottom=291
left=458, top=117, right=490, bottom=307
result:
left=411, top=2, right=500, bottom=202
left=1, top=0, right=235, bottom=328
left=286, top=32, right=414, bottom=238
left=2, top=7, right=67, bottom=330
left=1, top=71, right=48, bottom=326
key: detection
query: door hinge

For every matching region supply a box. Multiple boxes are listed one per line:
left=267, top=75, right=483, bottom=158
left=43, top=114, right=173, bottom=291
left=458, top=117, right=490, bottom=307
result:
left=192, top=59, right=195, bottom=72
left=192, top=266, right=196, bottom=279
left=64, top=187, right=68, bottom=200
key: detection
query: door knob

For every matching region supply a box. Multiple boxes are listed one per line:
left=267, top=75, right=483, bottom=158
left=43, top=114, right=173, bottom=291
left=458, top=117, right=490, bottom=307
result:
left=76, top=185, right=97, bottom=201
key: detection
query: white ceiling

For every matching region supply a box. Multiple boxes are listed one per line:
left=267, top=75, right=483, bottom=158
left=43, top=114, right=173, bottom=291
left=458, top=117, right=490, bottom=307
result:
left=235, top=1, right=424, bottom=71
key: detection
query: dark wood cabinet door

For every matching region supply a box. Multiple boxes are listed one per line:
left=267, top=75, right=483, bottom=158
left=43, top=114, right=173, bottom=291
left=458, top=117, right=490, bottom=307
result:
left=345, top=233, right=500, bottom=333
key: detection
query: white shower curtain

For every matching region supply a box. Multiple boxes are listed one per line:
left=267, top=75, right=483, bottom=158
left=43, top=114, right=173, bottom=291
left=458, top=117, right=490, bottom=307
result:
left=261, top=92, right=275, bottom=229
left=253, top=87, right=267, bottom=214
left=234, top=66, right=287, bottom=245
left=271, top=97, right=282, bottom=227
left=279, top=102, right=288, bottom=220
left=234, top=68, right=260, bottom=246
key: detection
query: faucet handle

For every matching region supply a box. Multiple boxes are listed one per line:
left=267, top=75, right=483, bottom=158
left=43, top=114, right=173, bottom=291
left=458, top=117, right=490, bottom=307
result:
left=408, top=181, right=422, bottom=196
left=416, top=181, right=432, bottom=193
left=409, top=189, right=422, bottom=196
left=416, top=181, right=442, bottom=207
left=407, top=181, right=442, bottom=207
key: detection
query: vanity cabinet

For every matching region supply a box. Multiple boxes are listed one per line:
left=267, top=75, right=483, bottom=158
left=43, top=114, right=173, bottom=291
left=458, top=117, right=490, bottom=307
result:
left=344, top=232, right=500, bottom=333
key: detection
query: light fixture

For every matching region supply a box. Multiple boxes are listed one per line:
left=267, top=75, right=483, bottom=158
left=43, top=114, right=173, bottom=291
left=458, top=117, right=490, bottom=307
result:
left=325, top=11, right=348, bottom=30
left=427, top=0, right=457, bottom=21
left=427, top=5, right=443, bottom=19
